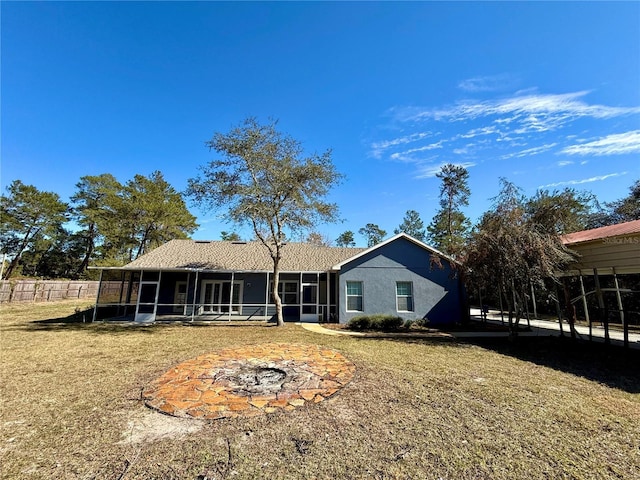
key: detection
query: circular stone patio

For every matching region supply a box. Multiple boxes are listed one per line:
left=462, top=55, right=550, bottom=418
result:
left=143, top=343, right=355, bottom=419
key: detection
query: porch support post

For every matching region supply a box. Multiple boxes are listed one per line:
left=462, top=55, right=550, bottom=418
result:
left=300, top=271, right=303, bottom=320
left=118, top=270, right=125, bottom=316
left=613, top=267, right=627, bottom=348
left=229, top=271, right=235, bottom=321
left=316, top=272, right=320, bottom=322
left=578, top=270, right=591, bottom=341
left=265, top=272, right=270, bottom=321
left=326, top=272, right=330, bottom=322
left=185, top=272, right=191, bottom=316
left=92, top=268, right=103, bottom=322
left=191, top=270, right=199, bottom=322
left=155, top=271, right=162, bottom=319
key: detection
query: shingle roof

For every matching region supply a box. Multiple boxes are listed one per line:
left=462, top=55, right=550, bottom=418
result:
left=561, top=219, right=640, bottom=245
left=123, top=240, right=366, bottom=272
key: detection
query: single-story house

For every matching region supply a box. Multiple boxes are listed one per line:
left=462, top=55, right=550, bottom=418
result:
left=92, top=233, right=466, bottom=325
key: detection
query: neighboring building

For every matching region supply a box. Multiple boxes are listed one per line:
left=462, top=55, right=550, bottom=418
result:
left=92, top=233, right=465, bottom=325
left=560, top=219, right=640, bottom=328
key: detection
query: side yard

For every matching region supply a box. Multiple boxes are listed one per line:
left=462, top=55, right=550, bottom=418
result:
left=1, top=300, right=639, bottom=479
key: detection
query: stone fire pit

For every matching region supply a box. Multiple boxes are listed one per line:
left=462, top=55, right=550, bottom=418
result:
left=143, top=343, right=355, bottom=419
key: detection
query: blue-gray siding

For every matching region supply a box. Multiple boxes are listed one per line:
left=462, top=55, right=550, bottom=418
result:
left=338, top=237, right=464, bottom=324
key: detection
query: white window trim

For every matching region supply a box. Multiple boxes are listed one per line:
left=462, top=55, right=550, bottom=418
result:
left=200, top=280, right=243, bottom=314
left=396, top=281, right=414, bottom=312
left=346, top=281, right=364, bottom=312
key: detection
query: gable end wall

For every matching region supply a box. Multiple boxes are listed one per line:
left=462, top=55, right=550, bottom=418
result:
left=338, top=237, right=463, bottom=324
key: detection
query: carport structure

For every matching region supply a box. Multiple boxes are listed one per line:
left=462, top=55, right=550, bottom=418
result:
left=559, top=220, right=640, bottom=346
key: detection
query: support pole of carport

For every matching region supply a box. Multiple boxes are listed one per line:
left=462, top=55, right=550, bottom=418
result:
left=593, top=268, right=609, bottom=344
left=530, top=282, right=538, bottom=319
left=92, top=269, right=103, bottom=322
left=612, top=267, right=628, bottom=348
left=578, top=270, right=591, bottom=341
left=191, top=270, right=199, bottom=322
left=498, top=284, right=505, bottom=325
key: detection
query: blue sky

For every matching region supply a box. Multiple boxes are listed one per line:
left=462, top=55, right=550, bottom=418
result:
left=2, top=2, right=639, bottom=247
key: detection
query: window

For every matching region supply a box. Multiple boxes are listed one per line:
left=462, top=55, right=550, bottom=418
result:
left=201, top=281, right=243, bottom=313
left=346, top=281, right=363, bottom=312
left=396, top=282, right=414, bottom=312
left=270, top=281, right=298, bottom=304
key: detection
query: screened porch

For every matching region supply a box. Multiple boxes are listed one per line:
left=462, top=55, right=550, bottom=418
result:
left=92, top=268, right=339, bottom=323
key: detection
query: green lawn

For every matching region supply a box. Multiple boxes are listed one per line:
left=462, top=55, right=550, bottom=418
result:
left=1, top=300, right=639, bottom=479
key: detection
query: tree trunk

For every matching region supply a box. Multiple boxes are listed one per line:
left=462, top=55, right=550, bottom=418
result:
left=77, top=223, right=96, bottom=276
left=553, top=283, right=565, bottom=337
left=3, top=226, right=39, bottom=279
left=271, top=256, right=284, bottom=327
left=509, top=279, right=519, bottom=337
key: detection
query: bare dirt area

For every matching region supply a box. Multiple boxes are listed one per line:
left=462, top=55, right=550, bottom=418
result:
left=1, top=300, right=639, bottom=479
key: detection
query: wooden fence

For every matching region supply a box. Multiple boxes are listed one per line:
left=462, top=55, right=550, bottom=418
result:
left=0, top=280, right=100, bottom=303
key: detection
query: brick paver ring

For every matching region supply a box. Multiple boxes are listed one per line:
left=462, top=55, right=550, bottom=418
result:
left=143, top=343, right=356, bottom=419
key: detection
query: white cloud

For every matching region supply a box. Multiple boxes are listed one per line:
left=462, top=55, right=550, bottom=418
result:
left=456, top=125, right=500, bottom=139
left=458, top=74, right=516, bottom=92
left=414, top=162, right=476, bottom=179
left=501, top=142, right=557, bottom=159
left=374, top=89, right=639, bottom=183
left=539, top=171, right=627, bottom=188
left=392, top=91, right=640, bottom=133
left=390, top=141, right=445, bottom=162
left=370, top=131, right=433, bottom=158
left=557, top=160, right=574, bottom=167
left=561, top=130, right=640, bottom=156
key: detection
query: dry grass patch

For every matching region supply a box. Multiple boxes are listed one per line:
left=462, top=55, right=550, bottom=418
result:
left=1, top=300, right=639, bottom=479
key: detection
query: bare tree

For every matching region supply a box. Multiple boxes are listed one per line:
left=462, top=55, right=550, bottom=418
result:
left=465, top=179, right=578, bottom=336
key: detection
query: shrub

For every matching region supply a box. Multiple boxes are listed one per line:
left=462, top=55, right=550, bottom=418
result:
left=373, top=315, right=404, bottom=331
left=413, top=316, right=430, bottom=328
left=346, top=314, right=404, bottom=332
left=346, top=316, right=371, bottom=331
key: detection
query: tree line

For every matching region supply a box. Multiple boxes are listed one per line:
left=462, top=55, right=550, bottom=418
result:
left=2, top=116, right=638, bottom=330
left=1, top=172, right=197, bottom=279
